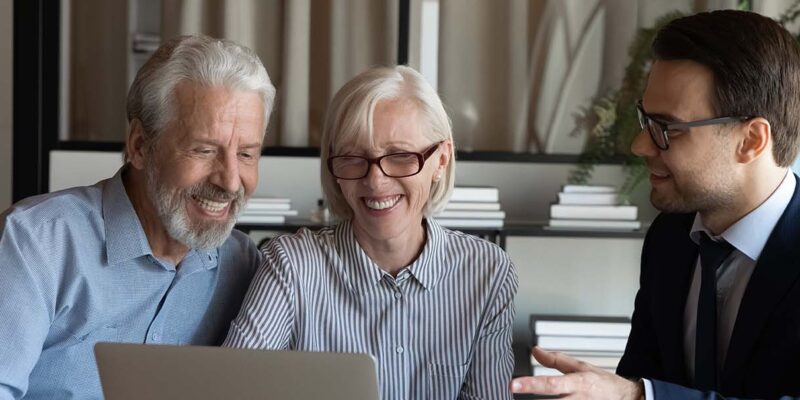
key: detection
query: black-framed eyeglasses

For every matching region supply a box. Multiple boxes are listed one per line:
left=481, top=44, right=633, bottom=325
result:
left=635, top=100, right=751, bottom=150
left=327, top=141, right=443, bottom=180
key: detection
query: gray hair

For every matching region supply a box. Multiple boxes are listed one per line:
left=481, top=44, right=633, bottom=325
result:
left=320, top=65, right=455, bottom=219
left=125, top=34, right=276, bottom=159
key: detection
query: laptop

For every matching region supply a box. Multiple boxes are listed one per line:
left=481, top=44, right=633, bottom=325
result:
left=94, top=343, right=380, bottom=400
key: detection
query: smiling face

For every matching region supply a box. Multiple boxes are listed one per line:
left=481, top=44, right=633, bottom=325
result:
left=337, top=99, right=450, bottom=244
left=631, top=60, right=738, bottom=214
left=140, top=82, right=264, bottom=249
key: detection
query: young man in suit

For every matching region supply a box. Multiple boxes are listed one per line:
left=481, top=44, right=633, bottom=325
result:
left=512, top=10, right=800, bottom=399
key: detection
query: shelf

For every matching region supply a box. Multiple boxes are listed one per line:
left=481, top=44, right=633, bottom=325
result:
left=236, top=219, right=648, bottom=250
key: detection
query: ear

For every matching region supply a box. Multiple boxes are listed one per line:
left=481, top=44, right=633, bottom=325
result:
left=435, top=139, right=452, bottom=172
left=736, top=117, right=771, bottom=164
left=126, top=119, right=150, bottom=170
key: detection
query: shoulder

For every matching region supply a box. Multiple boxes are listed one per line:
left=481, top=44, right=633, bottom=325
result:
left=265, top=226, right=336, bottom=255
left=441, top=226, right=510, bottom=262
left=219, top=228, right=261, bottom=265
left=2, top=183, right=104, bottom=239
left=436, top=226, right=515, bottom=280
left=644, top=212, right=694, bottom=246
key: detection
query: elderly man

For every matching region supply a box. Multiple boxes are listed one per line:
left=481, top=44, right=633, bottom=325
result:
left=0, top=35, right=275, bottom=399
left=513, top=10, right=800, bottom=400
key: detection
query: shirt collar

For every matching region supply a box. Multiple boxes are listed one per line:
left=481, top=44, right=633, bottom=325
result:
left=405, top=218, right=446, bottom=291
left=336, top=218, right=446, bottom=292
left=102, top=166, right=154, bottom=265
left=690, top=170, right=796, bottom=261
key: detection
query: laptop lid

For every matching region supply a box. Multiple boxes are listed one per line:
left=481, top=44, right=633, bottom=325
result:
left=94, top=343, right=380, bottom=400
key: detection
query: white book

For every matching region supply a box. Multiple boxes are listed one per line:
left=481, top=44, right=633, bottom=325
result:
left=534, top=320, right=631, bottom=338
left=248, top=197, right=292, bottom=204
left=236, top=215, right=286, bottom=224
left=536, top=335, right=628, bottom=352
left=532, top=366, right=563, bottom=376
left=547, top=219, right=641, bottom=230
left=550, top=204, right=638, bottom=220
left=244, top=202, right=292, bottom=211
left=532, top=354, right=621, bottom=369
left=557, top=192, right=619, bottom=205
left=562, top=184, right=616, bottom=194
left=435, top=218, right=504, bottom=228
left=532, top=365, right=616, bottom=376
left=435, top=210, right=506, bottom=219
left=450, top=187, right=499, bottom=203
left=240, top=209, right=299, bottom=217
left=444, top=202, right=501, bottom=211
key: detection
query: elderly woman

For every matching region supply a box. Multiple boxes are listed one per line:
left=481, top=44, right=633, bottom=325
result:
left=224, top=66, right=517, bottom=399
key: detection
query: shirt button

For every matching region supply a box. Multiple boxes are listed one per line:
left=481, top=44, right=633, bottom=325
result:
left=395, top=346, right=404, bottom=354
left=151, top=333, right=160, bottom=342
left=394, top=291, right=402, bottom=299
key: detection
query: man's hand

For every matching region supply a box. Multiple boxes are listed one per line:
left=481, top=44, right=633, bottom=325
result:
left=511, top=346, right=644, bottom=399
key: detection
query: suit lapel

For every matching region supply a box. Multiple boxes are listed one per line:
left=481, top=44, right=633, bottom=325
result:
left=721, top=177, right=800, bottom=392
left=653, top=214, right=698, bottom=384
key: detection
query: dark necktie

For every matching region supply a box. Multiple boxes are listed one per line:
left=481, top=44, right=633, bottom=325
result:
left=695, top=233, right=734, bottom=391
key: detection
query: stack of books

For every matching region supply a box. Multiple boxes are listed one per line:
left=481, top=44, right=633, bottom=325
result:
left=237, top=197, right=298, bottom=225
left=435, top=186, right=505, bottom=228
left=547, top=184, right=641, bottom=231
left=132, top=33, right=160, bottom=53
left=529, top=315, right=631, bottom=376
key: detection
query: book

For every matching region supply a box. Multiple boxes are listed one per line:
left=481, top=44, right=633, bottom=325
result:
left=449, top=187, right=499, bottom=203
left=532, top=365, right=617, bottom=376
left=547, top=219, right=641, bottom=230
left=444, top=202, right=501, bottom=211
left=435, top=210, right=506, bottom=219
left=557, top=192, right=619, bottom=205
left=244, top=202, right=292, bottom=211
left=248, top=197, right=292, bottom=204
left=434, top=218, right=504, bottom=228
left=561, top=184, right=616, bottom=194
left=550, top=204, right=638, bottom=220
left=236, top=215, right=286, bottom=224
left=533, top=320, right=631, bottom=338
left=535, top=335, right=628, bottom=352
left=240, top=209, right=299, bottom=217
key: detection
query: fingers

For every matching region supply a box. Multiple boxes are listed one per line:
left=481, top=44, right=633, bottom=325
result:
left=532, top=346, right=593, bottom=374
left=511, top=374, right=577, bottom=394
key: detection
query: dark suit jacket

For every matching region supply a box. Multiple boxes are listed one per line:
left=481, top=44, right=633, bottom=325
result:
left=617, top=177, right=800, bottom=399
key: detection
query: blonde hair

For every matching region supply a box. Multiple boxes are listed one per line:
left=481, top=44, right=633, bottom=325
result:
left=320, top=65, right=455, bottom=219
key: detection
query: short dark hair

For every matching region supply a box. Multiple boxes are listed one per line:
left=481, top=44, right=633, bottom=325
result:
left=652, top=10, right=800, bottom=166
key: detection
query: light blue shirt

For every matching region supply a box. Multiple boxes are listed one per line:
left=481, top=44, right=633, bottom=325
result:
left=0, top=167, right=260, bottom=400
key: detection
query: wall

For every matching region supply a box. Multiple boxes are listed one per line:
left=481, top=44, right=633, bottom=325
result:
left=0, top=0, right=12, bottom=211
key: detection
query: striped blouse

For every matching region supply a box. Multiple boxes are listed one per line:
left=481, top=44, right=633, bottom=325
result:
left=223, top=218, right=518, bottom=399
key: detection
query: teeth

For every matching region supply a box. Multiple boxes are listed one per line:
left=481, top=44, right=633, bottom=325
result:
left=193, top=196, right=229, bottom=213
left=365, top=195, right=401, bottom=210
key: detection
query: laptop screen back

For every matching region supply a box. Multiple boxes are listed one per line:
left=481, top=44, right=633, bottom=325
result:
left=94, top=343, right=380, bottom=400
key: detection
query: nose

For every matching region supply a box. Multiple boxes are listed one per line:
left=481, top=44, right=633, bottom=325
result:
left=362, top=162, right=389, bottom=187
left=212, top=152, right=241, bottom=194
left=631, top=128, right=659, bottom=158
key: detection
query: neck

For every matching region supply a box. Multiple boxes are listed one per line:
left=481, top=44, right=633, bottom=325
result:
left=700, top=167, right=788, bottom=235
left=123, top=168, right=190, bottom=265
left=352, top=219, right=427, bottom=276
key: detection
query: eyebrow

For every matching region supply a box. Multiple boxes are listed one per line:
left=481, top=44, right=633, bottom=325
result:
left=644, top=109, right=686, bottom=124
left=192, top=139, right=262, bottom=150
